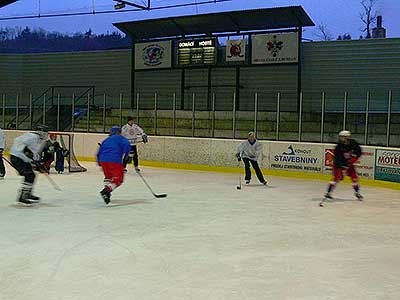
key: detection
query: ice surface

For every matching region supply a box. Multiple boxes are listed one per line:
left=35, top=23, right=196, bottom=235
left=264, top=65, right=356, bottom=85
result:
left=1, top=162, right=400, bottom=300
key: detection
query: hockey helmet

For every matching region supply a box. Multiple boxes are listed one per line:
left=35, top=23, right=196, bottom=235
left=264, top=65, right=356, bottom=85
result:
left=338, top=130, right=351, bottom=137
left=110, top=126, right=121, bottom=135
left=36, top=124, right=49, bottom=140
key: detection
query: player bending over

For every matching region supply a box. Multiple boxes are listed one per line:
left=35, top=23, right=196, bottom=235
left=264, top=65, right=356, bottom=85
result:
left=0, top=128, right=5, bottom=179
left=97, top=126, right=130, bottom=204
left=41, top=133, right=69, bottom=174
left=236, top=131, right=267, bottom=185
left=325, top=130, right=363, bottom=200
left=10, top=125, right=48, bottom=205
left=121, top=116, right=148, bottom=172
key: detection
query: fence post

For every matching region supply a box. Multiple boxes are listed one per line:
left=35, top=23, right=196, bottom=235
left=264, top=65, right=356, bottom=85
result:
left=321, top=92, right=325, bottom=143
left=71, top=93, right=75, bottom=132
left=16, top=94, right=19, bottom=130
left=192, top=93, right=195, bottom=137
left=57, top=94, right=60, bottom=131
left=254, top=92, right=258, bottom=134
left=298, top=92, right=303, bottom=142
left=386, top=90, right=392, bottom=147
left=172, top=92, right=176, bottom=136
left=232, top=92, right=236, bottom=139
left=276, top=92, right=280, bottom=141
left=136, top=93, right=140, bottom=124
left=212, top=93, right=216, bottom=138
left=102, top=94, right=106, bottom=133
left=29, top=94, right=33, bottom=130
left=2, top=94, right=5, bottom=129
left=343, top=91, right=348, bottom=130
left=364, top=91, right=370, bottom=145
left=43, top=93, right=46, bottom=125
left=87, top=93, right=90, bottom=132
left=154, top=93, right=158, bottom=135
left=119, top=93, right=123, bottom=128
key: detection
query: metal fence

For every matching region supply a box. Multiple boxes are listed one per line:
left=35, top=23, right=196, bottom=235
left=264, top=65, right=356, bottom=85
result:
left=1, top=90, right=399, bottom=147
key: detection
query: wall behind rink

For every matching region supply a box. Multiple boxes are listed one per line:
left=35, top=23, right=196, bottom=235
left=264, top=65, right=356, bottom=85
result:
left=2, top=130, right=400, bottom=185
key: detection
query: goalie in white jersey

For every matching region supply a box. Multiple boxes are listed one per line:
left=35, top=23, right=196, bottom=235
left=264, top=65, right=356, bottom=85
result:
left=10, top=125, right=48, bottom=205
left=121, top=116, right=148, bottom=172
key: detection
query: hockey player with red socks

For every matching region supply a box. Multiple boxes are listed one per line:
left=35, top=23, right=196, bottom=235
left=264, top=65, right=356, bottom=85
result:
left=325, top=130, right=363, bottom=201
left=97, top=126, right=131, bottom=204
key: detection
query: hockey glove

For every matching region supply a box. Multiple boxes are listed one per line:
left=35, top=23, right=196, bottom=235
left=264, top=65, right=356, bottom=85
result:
left=235, top=153, right=242, bottom=161
left=348, top=155, right=358, bottom=166
left=142, top=134, right=148, bottom=144
left=32, top=160, right=49, bottom=174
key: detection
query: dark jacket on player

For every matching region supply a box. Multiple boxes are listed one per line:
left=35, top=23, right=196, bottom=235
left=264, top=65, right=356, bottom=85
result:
left=334, top=139, right=362, bottom=168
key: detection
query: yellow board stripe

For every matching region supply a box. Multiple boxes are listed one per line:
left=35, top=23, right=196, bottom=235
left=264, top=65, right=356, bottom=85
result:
left=76, top=155, right=400, bottom=191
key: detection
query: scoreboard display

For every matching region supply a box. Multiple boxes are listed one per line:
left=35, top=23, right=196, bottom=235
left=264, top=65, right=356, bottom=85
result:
left=177, top=39, right=217, bottom=66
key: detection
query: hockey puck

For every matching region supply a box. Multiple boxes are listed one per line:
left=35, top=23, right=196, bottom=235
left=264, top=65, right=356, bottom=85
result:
left=236, top=186, right=241, bottom=190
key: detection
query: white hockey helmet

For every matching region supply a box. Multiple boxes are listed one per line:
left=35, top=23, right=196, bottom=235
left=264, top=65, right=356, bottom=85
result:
left=338, top=130, right=351, bottom=137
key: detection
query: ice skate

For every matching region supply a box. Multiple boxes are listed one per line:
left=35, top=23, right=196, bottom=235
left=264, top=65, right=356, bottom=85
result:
left=100, top=188, right=111, bottom=205
left=245, top=180, right=250, bottom=184
left=324, top=192, right=333, bottom=199
left=134, top=167, right=141, bottom=172
left=28, top=194, right=41, bottom=203
left=355, top=192, right=363, bottom=201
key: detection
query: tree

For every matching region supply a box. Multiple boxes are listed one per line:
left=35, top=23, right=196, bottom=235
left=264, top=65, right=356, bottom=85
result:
left=360, top=0, right=379, bottom=39
left=313, top=23, right=333, bottom=41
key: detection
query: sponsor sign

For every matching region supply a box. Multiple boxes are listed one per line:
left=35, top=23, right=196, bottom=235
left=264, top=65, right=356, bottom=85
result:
left=226, top=39, right=246, bottom=62
left=375, top=149, right=400, bottom=183
left=251, top=32, right=299, bottom=64
left=135, top=41, right=172, bottom=70
left=323, top=146, right=375, bottom=179
left=269, top=143, right=323, bottom=173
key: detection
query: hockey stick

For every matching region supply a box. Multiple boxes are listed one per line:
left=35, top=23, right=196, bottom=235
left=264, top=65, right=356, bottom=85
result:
left=236, top=160, right=242, bottom=190
left=135, top=170, right=167, bottom=198
left=3, top=156, right=62, bottom=192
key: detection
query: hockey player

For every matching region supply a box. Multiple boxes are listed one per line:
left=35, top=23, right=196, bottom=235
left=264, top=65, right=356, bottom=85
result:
left=121, top=116, right=148, bottom=172
left=325, top=130, right=363, bottom=200
left=97, top=126, right=131, bottom=204
left=236, top=132, right=267, bottom=185
left=10, top=125, right=48, bottom=205
left=41, top=133, right=68, bottom=173
left=0, top=128, right=5, bottom=179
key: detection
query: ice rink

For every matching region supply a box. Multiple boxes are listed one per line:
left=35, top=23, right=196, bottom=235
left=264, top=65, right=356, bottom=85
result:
left=1, top=162, right=400, bottom=300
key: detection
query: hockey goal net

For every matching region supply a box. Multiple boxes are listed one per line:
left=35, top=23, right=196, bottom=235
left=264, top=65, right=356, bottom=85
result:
left=51, top=132, right=87, bottom=173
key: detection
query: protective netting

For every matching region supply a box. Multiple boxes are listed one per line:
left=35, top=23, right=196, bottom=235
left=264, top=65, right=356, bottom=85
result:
left=59, top=134, right=87, bottom=173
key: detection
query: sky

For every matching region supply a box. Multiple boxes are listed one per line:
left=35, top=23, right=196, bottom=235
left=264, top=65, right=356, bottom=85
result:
left=0, top=0, right=399, bottom=40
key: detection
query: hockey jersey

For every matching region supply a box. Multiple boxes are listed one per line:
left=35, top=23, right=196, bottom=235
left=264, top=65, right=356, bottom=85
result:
left=237, top=139, right=263, bottom=161
left=97, top=134, right=130, bottom=164
left=0, top=129, right=4, bottom=150
left=121, top=123, right=145, bottom=145
left=10, top=132, right=45, bottom=163
left=334, top=139, right=362, bottom=168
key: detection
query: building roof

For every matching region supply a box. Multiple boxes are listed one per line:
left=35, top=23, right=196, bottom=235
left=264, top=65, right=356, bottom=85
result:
left=114, top=6, right=314, bottom=41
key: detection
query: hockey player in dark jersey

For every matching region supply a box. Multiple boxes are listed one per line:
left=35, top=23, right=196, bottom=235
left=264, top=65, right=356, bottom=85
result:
left=325, top=130, right=363, bottom=200
left=41, top=133, right=68, bottom=173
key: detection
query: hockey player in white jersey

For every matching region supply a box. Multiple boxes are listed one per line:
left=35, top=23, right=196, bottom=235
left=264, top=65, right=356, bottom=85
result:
left=121, top=116, right=148, bottom=172
left=0, top=128, right=5, bottom=179
left=10, top=125, right=48, bottom=205
left=236, top=132, right=267, bottom=185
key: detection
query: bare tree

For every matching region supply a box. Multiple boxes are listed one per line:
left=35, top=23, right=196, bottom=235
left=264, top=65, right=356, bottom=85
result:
left=360, top=0, right=379, bottom=38
left=313, top=23, right=333, bottom=41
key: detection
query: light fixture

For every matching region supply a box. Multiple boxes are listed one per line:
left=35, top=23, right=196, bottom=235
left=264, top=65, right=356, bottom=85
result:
left=114, top=2, right=126, bottom=9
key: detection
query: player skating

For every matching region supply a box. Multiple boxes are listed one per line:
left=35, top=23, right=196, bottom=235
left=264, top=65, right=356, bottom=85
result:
left=121, top=116, right=148, bottom=172
left=97, top=126, right=131, bottom=204
left=9, top=125, right=48, bottom=205
left=236, top=132, right=267, bottom=186
left=324, top=130, right=363, bottom=202
left=0, top=128, right=5, bottom=179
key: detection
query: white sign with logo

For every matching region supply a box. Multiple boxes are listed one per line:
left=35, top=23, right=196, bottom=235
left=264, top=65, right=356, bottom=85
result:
left=226, top=39, right=246, bottom=62
left=323, top=145, right=375, bottom=179
left=269, top=143, right=323, bottom=173
left=135, top=41, right=172, bottom=70
left=251, top=32, right=299, bottom=64
left=375, top=149, right=400, bottom=183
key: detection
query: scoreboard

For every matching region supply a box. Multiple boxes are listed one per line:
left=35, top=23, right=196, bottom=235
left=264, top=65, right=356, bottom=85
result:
left=177, top=39, right=217, bottom=66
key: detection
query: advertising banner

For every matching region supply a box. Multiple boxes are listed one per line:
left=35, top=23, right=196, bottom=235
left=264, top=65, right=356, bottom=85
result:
left=135, top=41, right=172, bottom=70
left=226, top=39, right=246, bottom=62
left=323, top=146, right=375, bottom=179
left=269, top=143, right=323, bottom=173
left=375, top=149, right=400, bottom=183
left=251, top=32, right=299, bottom=64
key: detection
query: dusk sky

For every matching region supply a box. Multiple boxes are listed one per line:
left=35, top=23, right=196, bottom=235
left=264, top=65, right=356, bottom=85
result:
left=0, top=0, right=399, bottom=40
